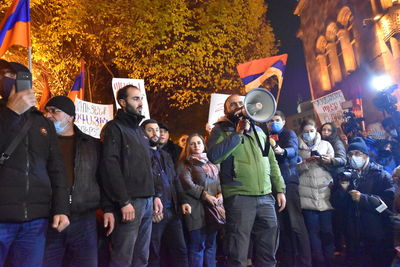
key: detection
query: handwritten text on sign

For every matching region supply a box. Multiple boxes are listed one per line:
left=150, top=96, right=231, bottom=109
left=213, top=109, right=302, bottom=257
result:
left=74, top=98, right=114, bottom=139
left=312, top=90, right=346, bottom=126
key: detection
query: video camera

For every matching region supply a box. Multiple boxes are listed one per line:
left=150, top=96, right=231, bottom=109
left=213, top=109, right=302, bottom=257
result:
left=337, top=169, right=358, bottom=190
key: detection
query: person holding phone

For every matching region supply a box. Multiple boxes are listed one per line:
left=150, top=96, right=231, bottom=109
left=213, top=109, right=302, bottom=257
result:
left=0, top=60, right=70, bottom=267
left=297, top=118, right=335, bottom=267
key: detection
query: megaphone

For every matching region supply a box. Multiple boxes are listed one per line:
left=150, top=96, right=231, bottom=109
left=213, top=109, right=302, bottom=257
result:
left=241, top=88, right=277, bottom=122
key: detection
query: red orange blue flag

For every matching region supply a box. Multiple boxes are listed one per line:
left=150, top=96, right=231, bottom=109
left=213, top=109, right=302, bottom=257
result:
left=236, top=54, right=288, bottom=96
left=68, top=59, right=85, bottom=102
left=39, top=74, right=51, bottom=111
left=0, top=0, right=30, bottom=57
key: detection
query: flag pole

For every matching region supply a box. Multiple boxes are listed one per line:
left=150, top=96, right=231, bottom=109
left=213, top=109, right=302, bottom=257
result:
left=28, top=46, right=32, bottom=72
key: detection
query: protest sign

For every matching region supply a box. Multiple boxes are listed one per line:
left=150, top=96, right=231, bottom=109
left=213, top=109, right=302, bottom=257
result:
left=74, top=98, right=114, bottom=139
left=208, top=93, right=244, bottom=129
left=312, top=90, right=346, bottom=126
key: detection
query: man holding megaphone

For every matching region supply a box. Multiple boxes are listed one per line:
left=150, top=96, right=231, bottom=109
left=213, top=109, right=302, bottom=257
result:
left=207, top=91, right=286, bottom=267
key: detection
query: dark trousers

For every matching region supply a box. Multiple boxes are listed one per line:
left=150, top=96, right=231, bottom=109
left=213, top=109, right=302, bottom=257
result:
left=187, top=228, right=217, bottom=267
left=110, top=197, right=153, bottom=267
left=148, top=208, right=189, bottom=267
left=302, top=210, right=334, bottom=267
left=224, top=194, right=279, bottom=267
left=43, top=214, right=98, bottom=267
left=277, top=184, right=312, bottom=267
left=0, top=218, right=48, bottom=267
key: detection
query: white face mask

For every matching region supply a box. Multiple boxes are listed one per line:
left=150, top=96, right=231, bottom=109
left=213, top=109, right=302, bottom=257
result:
left=349, top=155, right=365, bottom=169
left=390, top=129, right=398, bottom=137
left=53, top=119, right=68, bottom=134
left=303, top=132, right=315, bottom=142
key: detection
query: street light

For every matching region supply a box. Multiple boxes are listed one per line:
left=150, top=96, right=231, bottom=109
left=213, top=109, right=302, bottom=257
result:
left=371, top=74, right=393, bottom=91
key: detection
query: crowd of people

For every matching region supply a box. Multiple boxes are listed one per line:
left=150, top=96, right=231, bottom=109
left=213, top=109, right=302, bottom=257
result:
left=1, top=59, right=400, bottom=267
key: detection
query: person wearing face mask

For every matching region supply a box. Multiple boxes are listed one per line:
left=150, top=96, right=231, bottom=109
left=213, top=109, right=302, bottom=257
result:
left=0, top=60, right=70, bottom=267
left=268, top=111, right=312, bottom=267
left=43, top=96, right=115, bottom=267
left=297, top=118, right=335, bottom=267
left=331, top=137, right=395, bottom=267
left=141, top=119, right=189, bottom=267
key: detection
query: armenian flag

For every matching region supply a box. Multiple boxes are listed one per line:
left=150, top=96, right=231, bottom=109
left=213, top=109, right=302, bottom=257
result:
left=237, top=54, right=288, bottom=101
left=0, top=0, right=30, bottom=57
left=68, top=59, right=85, bottom=102
left=38, top=74, right=51, bottom=111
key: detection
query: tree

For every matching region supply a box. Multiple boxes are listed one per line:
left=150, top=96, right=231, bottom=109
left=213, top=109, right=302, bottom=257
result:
left=0, top=0, right=278, bottom=135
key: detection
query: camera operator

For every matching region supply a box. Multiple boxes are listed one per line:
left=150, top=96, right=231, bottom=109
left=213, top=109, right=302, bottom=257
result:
left=331, top=137, right=395, bottom=267
left=0, top=60, right=70, bottom=266
left=207, top=94, right=286, bottom=267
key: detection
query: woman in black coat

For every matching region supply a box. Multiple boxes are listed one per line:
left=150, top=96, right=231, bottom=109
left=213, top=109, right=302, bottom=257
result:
left=178, top=133, right=221, bottom=267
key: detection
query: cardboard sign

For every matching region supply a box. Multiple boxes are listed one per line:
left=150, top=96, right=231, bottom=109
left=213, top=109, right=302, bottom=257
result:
left=111, top=78, right=150, bottom=120
left=312, top=90, right=346, bottom=126
left=74, top=98, right=114, bottom=139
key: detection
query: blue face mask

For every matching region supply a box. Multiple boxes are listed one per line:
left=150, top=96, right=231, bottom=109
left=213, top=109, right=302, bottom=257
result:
left=303, top=132, right=315, bottom=142
left=270, top=121, right=283, bottom=133
left=390, top=129, right=398, bottom=137
left=0, top=77, right=15, bottom=100
left=53, top=121, right=67, bottom=134
left=349, top=156, right=365, bottom=169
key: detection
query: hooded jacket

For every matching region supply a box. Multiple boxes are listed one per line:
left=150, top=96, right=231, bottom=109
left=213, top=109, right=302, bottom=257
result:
left=207, top=118, right=285, bottom=198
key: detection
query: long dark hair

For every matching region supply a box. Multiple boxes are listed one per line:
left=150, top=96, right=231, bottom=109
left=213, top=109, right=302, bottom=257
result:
left=178, top=133, right=206, bottom=163
left=320, top=122, right=344, bottom=144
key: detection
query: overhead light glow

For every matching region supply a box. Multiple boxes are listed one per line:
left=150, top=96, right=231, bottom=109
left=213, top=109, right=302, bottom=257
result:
left=371, top=74, right=393, bottom=91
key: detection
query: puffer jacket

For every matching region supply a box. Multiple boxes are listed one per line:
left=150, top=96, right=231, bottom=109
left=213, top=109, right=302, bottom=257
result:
left=179, top=159, right=221, bottom=231
left=298, top=132, right=334, bottom=211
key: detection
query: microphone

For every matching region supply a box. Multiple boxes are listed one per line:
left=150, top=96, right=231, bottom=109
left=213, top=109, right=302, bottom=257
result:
left=270, top=134, right=279, bottom=148
left=246, top=103, right=263, bottom=115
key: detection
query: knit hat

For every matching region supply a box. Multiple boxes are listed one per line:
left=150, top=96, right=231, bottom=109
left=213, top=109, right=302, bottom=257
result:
left=45, top=96, right=75, bottom=117
left=348, top=137, right=369, bottom=155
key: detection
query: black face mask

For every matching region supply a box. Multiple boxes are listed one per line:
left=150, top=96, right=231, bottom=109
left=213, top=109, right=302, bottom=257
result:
left=227, top=113, right=240, bottom=124
left=0, top=77, right=15, bottom=100
left=380, top=150, right=392, bottom=158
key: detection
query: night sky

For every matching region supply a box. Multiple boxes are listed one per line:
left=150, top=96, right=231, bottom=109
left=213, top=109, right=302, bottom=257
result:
left=266, top=0, right=311, bottom=116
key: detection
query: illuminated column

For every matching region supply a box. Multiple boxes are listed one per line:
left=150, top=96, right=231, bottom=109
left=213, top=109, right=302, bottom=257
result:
left=326, top=42, right=342, bottom=83
left=338, top=30, right=357, bottom=72
left=316, top=54, right=331, bottom=90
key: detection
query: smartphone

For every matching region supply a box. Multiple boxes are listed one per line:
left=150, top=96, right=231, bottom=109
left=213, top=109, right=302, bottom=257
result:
left=15, top=71, right=32, bottom=92
left=310, top=150, right=321, bottom=157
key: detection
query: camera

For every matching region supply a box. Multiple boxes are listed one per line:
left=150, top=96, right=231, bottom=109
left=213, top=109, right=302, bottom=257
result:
left=15, top=71, right=32, bottom=92
left=337, top=169, right=358, bottom=190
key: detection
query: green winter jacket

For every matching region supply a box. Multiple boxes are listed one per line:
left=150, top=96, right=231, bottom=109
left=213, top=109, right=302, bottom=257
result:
left=207, top=119, right=285, bottom=198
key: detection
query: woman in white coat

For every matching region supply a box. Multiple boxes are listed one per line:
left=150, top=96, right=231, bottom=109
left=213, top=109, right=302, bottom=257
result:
left=297, top=118, right=335, bottom=267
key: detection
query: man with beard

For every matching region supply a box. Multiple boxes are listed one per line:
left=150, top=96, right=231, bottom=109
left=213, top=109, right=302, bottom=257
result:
left=101, top=85, right=163, bottom=267
left=207, top=94, right=286, bottom=267
left=142, top=119, right=188, bottom=267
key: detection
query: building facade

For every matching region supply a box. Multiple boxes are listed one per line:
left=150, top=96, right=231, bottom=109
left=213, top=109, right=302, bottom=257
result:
left=295, top=0, right=400, bottom=125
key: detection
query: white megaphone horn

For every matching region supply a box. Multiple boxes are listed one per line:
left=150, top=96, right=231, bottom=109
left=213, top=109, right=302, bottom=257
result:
left=240, top=88, right=277, bottom=122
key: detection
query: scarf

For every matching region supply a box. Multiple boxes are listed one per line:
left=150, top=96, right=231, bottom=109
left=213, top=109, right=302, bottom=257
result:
left=189, top=153, right=219, bottom=178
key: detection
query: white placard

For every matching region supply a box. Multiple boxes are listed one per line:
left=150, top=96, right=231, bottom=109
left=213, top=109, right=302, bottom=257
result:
left=312, top=90, right=346, bottom=126
left=112, top=78, right=150, bottom=120
left=208, top=93, right=244, bottom=129
left=74, top=98, right=114, bottom=139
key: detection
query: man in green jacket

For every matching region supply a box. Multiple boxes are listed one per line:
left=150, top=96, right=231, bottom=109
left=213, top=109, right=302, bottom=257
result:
left=207, top=94, right=286, bottom=267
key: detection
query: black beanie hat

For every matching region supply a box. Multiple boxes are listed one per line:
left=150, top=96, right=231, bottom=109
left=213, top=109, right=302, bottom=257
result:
left=45, top=96, right=75, bottom=117
left=348, top=137, right=369, bottom=155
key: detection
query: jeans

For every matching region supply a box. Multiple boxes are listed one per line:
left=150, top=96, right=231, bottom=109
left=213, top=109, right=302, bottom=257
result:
left=277, top=184, right=312, bottom=267
left=224, top=194, right=279, bottom=267
left=0, top=218, right=48, bottom=267
left=148, top=207, right=188, bottom=267
left=188, top=228, right=217, bottom=267
left=302, top=210, right=334, bottom=267
left=43, top=214, right=97, bottom=267
left=110, top=197, right=153, bottom=267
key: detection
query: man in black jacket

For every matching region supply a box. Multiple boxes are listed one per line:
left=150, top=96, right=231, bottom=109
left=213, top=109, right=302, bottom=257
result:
left=331, top=137, right=395, bottom=267
left=0, top=60, right=69, bottom=267
left=142, top=119, right=188, bottom=267
left=268, top=111, right=311, bottom=267
left=42, top=96, right=115, bottom=267
left=101, top=85, right=163, bottom=267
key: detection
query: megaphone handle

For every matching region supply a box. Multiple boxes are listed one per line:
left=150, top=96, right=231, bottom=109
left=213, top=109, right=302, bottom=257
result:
left=250, top=122, right=270, bottom=157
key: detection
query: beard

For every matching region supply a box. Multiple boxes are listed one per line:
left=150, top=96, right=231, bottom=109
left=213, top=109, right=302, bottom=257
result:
left=149, top=136, right=160, bottom=147
left=126, top=102, right=142, bottom=115
left=227, top=112, right=240, bottom=124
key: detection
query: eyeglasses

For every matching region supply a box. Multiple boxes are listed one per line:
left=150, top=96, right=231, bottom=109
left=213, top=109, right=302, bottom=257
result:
left=45, top=108, right=62, bottom=114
